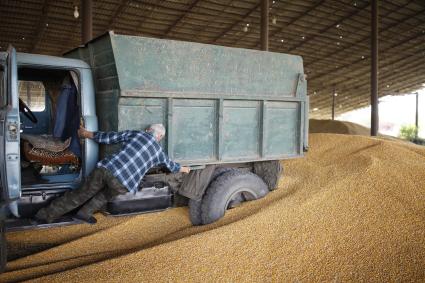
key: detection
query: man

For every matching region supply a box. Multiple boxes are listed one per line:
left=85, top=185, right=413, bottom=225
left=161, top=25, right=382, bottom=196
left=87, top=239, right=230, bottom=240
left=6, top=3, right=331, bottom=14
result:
left=35, top=124, right=190, bottom=224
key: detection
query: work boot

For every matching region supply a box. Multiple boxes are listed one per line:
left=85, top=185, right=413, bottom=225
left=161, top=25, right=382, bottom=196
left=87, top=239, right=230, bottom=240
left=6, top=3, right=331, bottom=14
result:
left=33, top=209, right=54, bottom=224
left=73, top=211, right=97, bottom=225
left=29, top=215, right=48, bottom=225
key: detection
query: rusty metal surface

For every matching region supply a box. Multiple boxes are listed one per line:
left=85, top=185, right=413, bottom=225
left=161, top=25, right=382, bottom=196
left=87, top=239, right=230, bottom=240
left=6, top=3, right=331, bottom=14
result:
left=110, top=34, right=303, bottom=97
left=66, top=33, right=308, bottom=164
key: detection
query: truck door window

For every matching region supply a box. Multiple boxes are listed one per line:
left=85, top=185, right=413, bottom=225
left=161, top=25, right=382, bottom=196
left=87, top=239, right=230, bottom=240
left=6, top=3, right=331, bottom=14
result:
left=18, top=81, right=45, bottom=111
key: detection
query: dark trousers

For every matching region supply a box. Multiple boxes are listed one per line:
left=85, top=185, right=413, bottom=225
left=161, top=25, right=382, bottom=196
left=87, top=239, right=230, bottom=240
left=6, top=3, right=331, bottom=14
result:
left=35, top=167, right=127, bottom=223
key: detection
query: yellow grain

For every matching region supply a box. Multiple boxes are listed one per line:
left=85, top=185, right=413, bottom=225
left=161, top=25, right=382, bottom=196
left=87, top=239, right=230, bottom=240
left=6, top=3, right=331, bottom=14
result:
left=1, top=122, right=424, bottom=282
left=309, top=119, right=370, bottom=135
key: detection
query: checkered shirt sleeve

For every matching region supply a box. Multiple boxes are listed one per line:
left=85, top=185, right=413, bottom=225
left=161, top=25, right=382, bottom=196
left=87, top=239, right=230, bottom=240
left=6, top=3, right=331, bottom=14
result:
left=158, top=150, right=181, bottom=173
left=93, top=130, right=138, bottom=144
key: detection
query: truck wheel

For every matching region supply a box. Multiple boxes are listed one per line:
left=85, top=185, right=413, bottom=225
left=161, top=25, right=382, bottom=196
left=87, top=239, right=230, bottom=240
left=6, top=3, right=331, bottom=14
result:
left=0, top=221, right=6, bottom=273
left=188, top=167, right=237, bottom=226
left=201, top=171, right=268, bottom=225
left=253, top=160, right=283, bottom=191
left=188, top=199, right=203, bottom=226
left=210, top=167, right=237, bottom=182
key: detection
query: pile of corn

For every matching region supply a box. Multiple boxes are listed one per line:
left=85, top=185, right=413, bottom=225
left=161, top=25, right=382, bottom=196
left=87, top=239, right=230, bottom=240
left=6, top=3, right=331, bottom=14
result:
left=2, top=126, right=425, bottom=282
left=309, top=118, right=371, bottom=135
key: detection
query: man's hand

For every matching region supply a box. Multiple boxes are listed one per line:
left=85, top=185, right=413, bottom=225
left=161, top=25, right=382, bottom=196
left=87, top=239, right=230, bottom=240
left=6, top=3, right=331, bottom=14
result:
left=78, top=126, right=94, bottom=139
left=180, top=166, right=191, bottom=174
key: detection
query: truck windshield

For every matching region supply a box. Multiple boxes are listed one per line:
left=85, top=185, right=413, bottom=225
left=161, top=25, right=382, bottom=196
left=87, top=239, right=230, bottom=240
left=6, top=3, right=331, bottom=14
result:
left=18, top=81, right=45, bottom=112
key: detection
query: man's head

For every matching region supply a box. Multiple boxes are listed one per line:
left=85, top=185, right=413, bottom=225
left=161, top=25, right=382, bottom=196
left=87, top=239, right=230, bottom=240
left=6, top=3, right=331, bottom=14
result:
left=146, top=124, right=166, bottom=141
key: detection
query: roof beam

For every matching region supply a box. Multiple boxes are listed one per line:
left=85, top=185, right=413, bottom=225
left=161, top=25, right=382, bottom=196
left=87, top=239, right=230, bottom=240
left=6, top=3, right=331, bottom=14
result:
left=162, top=0, right=202, bottom=37
left=309, top=27, right=425, bottom=84
left=312, top=55, right=425, bottom=102
left=305, top=1, right=424, bottom=68
left=134, top=0, right=169, bottom=33
left=309, top=51, right=425, bottom=96
left=315, top=77, right=425, bottom=117
left=106, top=0, right=131, bottom=31
left=31, top=0, right=51, bottom=52
left=247, top=0, right=326, bottom=48
left=211, top=2, right=261, bottom=44
left=189, top=0, right=236, bottom=43
left=113, top=2, right=237, bottom=21
left=230, top=1, right=328, bottom=48
left=312, top=62, right=425, bottom=107
left=310, top=54, right=425, bottom=107
left=287, top=2, right=370, bottom=53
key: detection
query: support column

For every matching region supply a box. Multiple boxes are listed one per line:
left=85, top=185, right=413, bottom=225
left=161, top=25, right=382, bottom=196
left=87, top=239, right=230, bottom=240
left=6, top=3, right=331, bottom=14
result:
left=82, top=0, right=93, bottom=44
left=415, top=92, right=419, bottom=139
left=332, top=87, right=336, bottom=120
left=261, top=0, right=269, bottom=51
left=371, top=0, right=379, bottom=136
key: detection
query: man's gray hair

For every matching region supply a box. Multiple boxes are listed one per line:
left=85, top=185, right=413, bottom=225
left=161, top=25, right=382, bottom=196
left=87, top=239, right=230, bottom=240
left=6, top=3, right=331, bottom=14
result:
left=148, top=124, right=166, bottom=138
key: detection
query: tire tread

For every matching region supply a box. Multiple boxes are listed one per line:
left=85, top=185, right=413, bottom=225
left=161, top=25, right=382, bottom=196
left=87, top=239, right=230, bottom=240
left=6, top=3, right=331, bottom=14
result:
left=201, top=171, right=268, bottom=224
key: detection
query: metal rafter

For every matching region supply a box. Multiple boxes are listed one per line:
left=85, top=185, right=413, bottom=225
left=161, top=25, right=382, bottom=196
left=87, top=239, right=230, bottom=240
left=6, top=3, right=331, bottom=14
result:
left=1, top=0, right=424, bottom=116
left=309, top=20, right=425, bottom=84
left=305, top=0, right=423, bottom=69
left=211, top=2, right=261, bottom=43
left=189, top=0, right=235, bottom=42
left=312, top=51, right=425, bottom=99
left=162, top=0, right=202, bottom=37
left=310, top=54, right=425, bottom=101
left=106, top=0, right=131, bottom=31
left=250, top=0, right=326, bottom=48
left=312, top=61, right=425, bottom=105
left=134, top=0, right=168, bottom=35
left=314, top=75, right=425, bottom=117
left=287, top=1, right=370, bottom=53
left=311, top=51, right=425, bottom=107
left=31, top=0, right=51, bottom=52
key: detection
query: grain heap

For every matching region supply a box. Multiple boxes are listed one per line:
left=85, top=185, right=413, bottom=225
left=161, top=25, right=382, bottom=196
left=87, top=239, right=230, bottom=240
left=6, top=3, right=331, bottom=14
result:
left=309, top=119, right=370, bottom=135
left=2, top=132, right=425, bottom=282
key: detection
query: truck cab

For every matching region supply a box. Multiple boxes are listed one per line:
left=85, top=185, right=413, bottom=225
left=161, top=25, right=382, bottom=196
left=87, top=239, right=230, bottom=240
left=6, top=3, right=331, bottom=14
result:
left=0, top=47, right=99, bottom=229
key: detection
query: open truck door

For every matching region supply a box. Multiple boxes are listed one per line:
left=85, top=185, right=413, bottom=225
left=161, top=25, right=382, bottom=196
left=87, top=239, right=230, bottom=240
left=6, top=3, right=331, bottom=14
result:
left=0, top=46, right=21, bottom=213
left=0, top=46, right=20, bottom=272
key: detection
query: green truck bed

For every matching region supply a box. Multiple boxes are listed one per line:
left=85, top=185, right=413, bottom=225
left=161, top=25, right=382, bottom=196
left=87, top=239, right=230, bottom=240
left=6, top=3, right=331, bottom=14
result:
left=65, top=32, right=309, bottom=165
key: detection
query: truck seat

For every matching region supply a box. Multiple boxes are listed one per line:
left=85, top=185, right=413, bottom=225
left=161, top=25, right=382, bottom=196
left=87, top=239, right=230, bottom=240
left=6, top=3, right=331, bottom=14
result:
left=52, top=80, right=81, bottom=158
left=22, top=140, right=79, bottom=166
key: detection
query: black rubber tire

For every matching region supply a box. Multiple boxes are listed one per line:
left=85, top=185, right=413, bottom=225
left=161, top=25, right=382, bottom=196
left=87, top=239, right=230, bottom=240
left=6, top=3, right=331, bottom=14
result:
left=253, top=160, right=283, bottom=191
left=188, top=199, right=203, bottom=226
left=201, top=170, right=268, bottom=225
left=210, top=167, right=237, bottom=182
left=188, top=167, right=238, bottom=226
left=0, top=221, right=6, bottom=273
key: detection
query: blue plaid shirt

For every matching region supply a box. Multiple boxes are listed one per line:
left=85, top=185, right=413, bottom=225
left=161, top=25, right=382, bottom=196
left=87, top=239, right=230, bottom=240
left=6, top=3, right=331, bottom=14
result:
left=93, top=131, right=181, bottom=192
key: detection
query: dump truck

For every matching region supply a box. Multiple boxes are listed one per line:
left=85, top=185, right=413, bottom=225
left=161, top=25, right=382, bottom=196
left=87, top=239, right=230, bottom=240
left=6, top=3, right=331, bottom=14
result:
left=0, top=32, right=308, bottom=271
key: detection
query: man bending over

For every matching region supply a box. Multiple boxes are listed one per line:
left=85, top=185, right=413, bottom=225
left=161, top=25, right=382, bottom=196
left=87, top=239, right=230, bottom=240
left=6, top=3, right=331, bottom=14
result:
left=35, top=124, right=190, bottom=224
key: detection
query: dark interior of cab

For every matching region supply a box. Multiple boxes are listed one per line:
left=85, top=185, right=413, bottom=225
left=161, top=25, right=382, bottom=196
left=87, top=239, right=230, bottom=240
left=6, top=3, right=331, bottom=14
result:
left=7, top=67, right=172, bottom=229
left=15, top=67, right=83, bottom=220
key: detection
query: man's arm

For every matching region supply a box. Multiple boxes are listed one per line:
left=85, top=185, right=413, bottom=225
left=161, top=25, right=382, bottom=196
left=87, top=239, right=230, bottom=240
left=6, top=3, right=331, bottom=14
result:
left=78, top=126, right=136, bottom=144
left=159, top=151, right=190, bottom=174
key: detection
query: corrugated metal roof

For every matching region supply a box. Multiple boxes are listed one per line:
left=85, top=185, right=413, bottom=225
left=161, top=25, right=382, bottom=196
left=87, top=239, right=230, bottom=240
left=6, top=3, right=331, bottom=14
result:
left=0, top=0, right=424, bottom=118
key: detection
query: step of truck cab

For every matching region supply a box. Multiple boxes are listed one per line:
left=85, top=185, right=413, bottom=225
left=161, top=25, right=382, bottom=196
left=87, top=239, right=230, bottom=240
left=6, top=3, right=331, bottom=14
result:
left=106, top=185, right=173, bottom=216
left=6, top=216, right=79, bottom=232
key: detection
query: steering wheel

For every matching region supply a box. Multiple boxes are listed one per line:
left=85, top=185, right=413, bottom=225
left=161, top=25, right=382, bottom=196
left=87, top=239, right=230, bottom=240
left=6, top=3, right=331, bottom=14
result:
left=19, top=98, right=38, bottom=124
